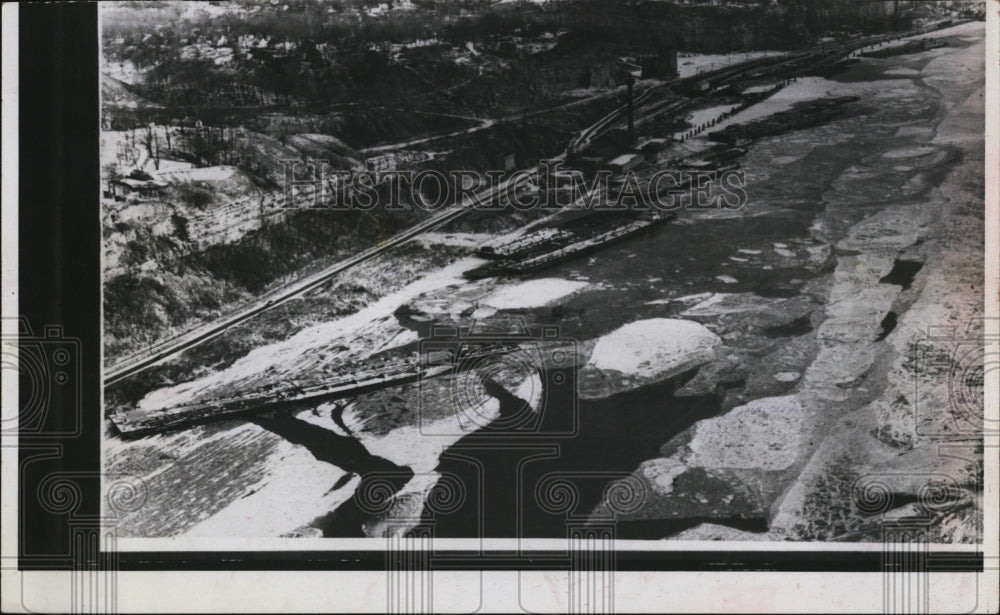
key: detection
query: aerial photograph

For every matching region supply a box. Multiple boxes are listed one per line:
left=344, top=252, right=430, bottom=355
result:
left=100, top=0, right=986, bottom=543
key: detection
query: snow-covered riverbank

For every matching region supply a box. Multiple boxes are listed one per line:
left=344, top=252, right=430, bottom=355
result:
left=105, top=21, right=986, bottom=542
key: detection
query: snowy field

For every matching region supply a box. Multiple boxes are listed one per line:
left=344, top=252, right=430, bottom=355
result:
left=677, top=50, right=786, bottom=78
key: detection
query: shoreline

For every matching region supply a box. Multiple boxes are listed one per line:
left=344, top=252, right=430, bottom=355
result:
left=103, top=22, right=986, bottom=541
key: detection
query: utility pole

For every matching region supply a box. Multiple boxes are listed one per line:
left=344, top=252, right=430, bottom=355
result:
left=617, top=57, right=641, bottom=142
left=627, top=73, right=635, bottom=138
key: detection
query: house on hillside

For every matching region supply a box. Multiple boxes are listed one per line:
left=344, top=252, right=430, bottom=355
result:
left=114, top=177, right=168, bottom=198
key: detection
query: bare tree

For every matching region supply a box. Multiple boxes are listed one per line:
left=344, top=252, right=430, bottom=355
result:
left=143, top=125, right=161, bottom=170
left=103, top=162, right=122, bottom=200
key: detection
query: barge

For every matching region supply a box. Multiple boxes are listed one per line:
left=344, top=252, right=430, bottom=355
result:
left=464, top=211, right=674, bottom=280
left=477, top=227, right=577, bottom=260
left=110, top=344, right=520, bottom=437
left=707, top=96, right=860, bottom=145
left=506, top=212, right=673, bottom=274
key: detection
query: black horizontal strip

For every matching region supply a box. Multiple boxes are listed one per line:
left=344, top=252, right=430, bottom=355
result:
left=105, top=550, right=984, bottom=572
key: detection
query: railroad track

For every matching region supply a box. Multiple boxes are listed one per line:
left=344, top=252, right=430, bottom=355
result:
left=566, top=19, right=965, bottom=156
left=104, top=169, right=536, bottom=386
left=105, top=19, right=965, bottom=387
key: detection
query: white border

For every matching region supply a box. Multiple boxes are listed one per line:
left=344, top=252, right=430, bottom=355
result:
left=10, top=570, right=996, bottom=614
left=0, top=1, right=20, bottom=610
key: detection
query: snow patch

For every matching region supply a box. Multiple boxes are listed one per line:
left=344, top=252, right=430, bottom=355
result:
left=677, top=50, right=785, bottom=78
left=586, top=318, right=721, bottom=379
left=513, top=371, right=545, bottom=413
left=416, top=232, right=493, bottom=248
left=481, top=278, right=588, bottom=310
left=137, top=259, right=476, bottom=411
left=714, top=77, right=844, bottom=132
left=183, top=438, right=357, bottom=537
left=362, top=406, right=499, bottom=473
left=741, top=83, right=780, bottom=95
left=675, top=104, right=740, bottom=138
left=639, top=457, right=687, bottom=495
left=158, top=165, right=241, bottom=184
left=882, top=146, right=937, bottom=159
left=687, top=396, right=811, bottom=471
left=681, top=293, right=777, bottom=317
left=774, top=371, right=801, bottom=382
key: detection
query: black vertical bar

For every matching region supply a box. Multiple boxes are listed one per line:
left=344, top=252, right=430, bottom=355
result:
left=19, top=2, right=101, bottom=568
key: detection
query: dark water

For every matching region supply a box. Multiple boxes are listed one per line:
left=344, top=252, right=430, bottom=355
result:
left=393, top=138, right=858, bottom=537
left=253, top=130, right=857, bottom=538
left=247, top=412, right=414, bottom=538
left=876, top=311, right=898, bottom=341
left=248, top=368, right=722, bottom=538
left=404, top=370, right=723, bottom=538
left=526, top=209, right=825, bottom=343
left=275, top=63, right=929, bottom=538
left=372, top=177, right=831, bottom=538
left=879, top=259, right=923, bottom=290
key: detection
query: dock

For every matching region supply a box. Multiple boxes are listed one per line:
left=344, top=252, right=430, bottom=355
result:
left=110, top=343, right=521, bottom=437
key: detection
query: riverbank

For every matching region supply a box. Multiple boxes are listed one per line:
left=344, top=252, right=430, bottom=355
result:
left=104, top=21, right=985, bottom=541
left=595, top=21, right=985, bottom=541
